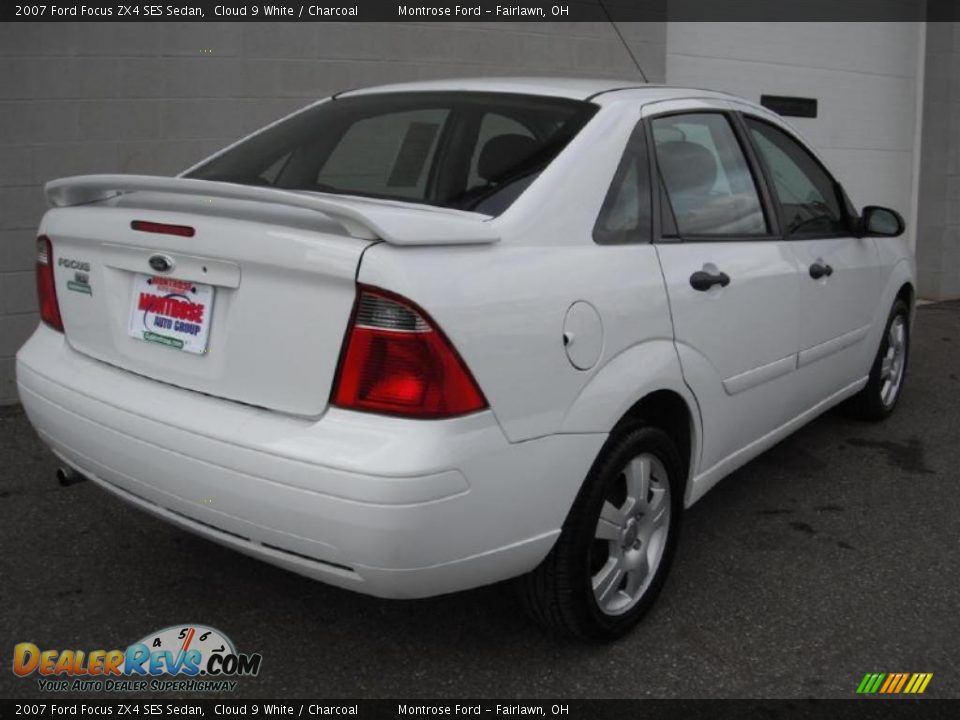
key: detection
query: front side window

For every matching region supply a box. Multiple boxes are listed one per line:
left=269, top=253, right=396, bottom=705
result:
left=652, top=113, right=768, bottom=237
left=186, top=92, right=597, bottom=216
left=745, top=118, right=849, bottom=237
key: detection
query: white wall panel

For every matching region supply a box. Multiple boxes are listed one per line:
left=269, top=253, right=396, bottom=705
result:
left=666, top=22, right=923, bottom=246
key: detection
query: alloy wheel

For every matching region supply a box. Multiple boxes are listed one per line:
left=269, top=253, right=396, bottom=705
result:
left=879, top=314, right=907, bottom=408
left=591, top=453, right=671, bottom=616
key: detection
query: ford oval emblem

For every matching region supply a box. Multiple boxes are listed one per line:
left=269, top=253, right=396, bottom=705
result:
left=148, top=254, right=175, bottom=274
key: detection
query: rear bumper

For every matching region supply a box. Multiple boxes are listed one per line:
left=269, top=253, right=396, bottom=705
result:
left=17, top=326, right=604, bottom=598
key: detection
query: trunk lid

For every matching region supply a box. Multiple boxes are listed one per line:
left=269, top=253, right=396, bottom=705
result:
left=41, top=189, right=385, bottom=417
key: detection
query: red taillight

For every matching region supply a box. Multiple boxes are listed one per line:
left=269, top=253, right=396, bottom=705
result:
left=131, top=220, right=195, bottom=237
left=332, top=287, right=487, bottom=419
left=36, top=235, right=63, bottom=332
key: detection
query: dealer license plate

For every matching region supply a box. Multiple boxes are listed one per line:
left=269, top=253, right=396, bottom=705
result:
left=127, top=273, right=215, bottom=355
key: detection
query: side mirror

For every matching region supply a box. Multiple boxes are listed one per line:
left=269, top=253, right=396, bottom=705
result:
left=860, top=206, right=905, bottom=237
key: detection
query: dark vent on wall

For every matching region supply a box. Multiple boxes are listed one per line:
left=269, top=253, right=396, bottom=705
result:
left=760, top=95, right=818, bottom=118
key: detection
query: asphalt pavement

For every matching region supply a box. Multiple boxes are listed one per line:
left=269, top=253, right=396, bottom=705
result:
left=2, top=302, right=958, bottom=700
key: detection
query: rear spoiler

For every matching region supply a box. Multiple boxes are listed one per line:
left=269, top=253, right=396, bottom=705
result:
left=44, top=174, right=500, bottom=246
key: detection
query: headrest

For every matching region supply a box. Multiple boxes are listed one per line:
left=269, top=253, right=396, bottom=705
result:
left=478, top=134, right=539, bottom=183
left=657, top=140, right=718, bottom=195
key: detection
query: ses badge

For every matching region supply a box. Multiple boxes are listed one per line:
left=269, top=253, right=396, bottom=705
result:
left=59, top=257, right=92, bottom=295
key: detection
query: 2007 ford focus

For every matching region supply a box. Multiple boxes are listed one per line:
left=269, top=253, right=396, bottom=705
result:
left=17, top=78, right=914, bottom=640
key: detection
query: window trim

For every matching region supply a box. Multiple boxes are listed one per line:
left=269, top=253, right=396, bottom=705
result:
left=739, top=113, right=856, bottom=241
left=645, top=108, right=782, bottom=244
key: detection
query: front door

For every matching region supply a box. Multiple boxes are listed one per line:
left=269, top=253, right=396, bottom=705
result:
left=743, top=116, right=882, bottom=400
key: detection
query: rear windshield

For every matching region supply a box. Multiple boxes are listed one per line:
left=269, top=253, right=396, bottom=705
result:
left=185, top=92, right=597, bottom=215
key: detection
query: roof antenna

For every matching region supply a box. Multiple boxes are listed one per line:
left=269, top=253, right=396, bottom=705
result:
left=597, top=1, right=649, bottom=83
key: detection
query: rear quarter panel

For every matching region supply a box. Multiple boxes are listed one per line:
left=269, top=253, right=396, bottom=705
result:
left=358, top=242, right=678, bottom=443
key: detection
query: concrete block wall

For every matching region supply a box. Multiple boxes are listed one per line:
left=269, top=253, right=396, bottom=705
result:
left=915, top=21, right=960, bottom=301
left=0, top=21, right=665, bottom=404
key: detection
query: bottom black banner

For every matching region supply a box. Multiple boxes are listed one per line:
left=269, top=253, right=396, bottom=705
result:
left=1, top=700, right=959, bottom=720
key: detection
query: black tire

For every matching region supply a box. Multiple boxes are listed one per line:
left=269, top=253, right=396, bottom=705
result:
left=846, top=298, right=910, bottom=421
left=518, top=423, right=684, bottom=641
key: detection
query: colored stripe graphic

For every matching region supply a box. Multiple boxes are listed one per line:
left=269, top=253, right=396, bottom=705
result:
left=893, top=673, right=909, bottom=693
left=857, top=672, right=933, bottom=694
left=907, top=673, right=934, bottom=694
left=879, top=674, right=896, bottom=693
left=856, top=673, right=886, bottom=694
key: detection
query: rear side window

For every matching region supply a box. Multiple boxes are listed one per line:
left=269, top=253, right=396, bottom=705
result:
left=745, top=118, right=849, bottom=237
left=652, top=113, right=768, bottom=237
left=593, top=124, right=652, bottom=245
left=186, top=92, right=597, bottom=216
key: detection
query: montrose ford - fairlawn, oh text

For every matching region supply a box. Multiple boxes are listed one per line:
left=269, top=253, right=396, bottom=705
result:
left=397, top=706, right=565, bottom=716
left=398, top=5, right=566, bottom=16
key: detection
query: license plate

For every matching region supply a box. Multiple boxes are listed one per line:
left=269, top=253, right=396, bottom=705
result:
left=127, top=273, right=215, bottom=355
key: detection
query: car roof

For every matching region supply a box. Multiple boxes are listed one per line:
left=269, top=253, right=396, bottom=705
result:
left=337, top=77, right=748, bottom=105
left=334, top=77, right=795, bottom=150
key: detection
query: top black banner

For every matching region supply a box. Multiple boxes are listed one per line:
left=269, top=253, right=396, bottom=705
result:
left=3, top=0, right=959, bottom=22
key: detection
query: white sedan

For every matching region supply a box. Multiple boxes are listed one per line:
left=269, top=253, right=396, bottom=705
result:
left=17, top=78, right=914, bottom=640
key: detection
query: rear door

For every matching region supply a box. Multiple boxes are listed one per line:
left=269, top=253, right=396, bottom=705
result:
left=647, top=103, right=803, bottom=474
left=742, top=115, right=882, bottom=398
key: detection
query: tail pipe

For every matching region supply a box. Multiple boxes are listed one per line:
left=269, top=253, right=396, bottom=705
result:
left=57, top=466, right=88, bottom=487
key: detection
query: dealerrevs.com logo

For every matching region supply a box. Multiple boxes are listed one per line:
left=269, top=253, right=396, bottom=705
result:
left=13, top=624, right=262, bottom=693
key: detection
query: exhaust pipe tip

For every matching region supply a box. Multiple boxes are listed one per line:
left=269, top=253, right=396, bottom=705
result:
left=57, top=466, right=88, bottom=487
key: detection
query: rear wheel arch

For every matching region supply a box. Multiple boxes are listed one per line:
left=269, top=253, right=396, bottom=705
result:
left=613, top=389, right=696, bottom=500
left=557, top=339, right=700, bottom=491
